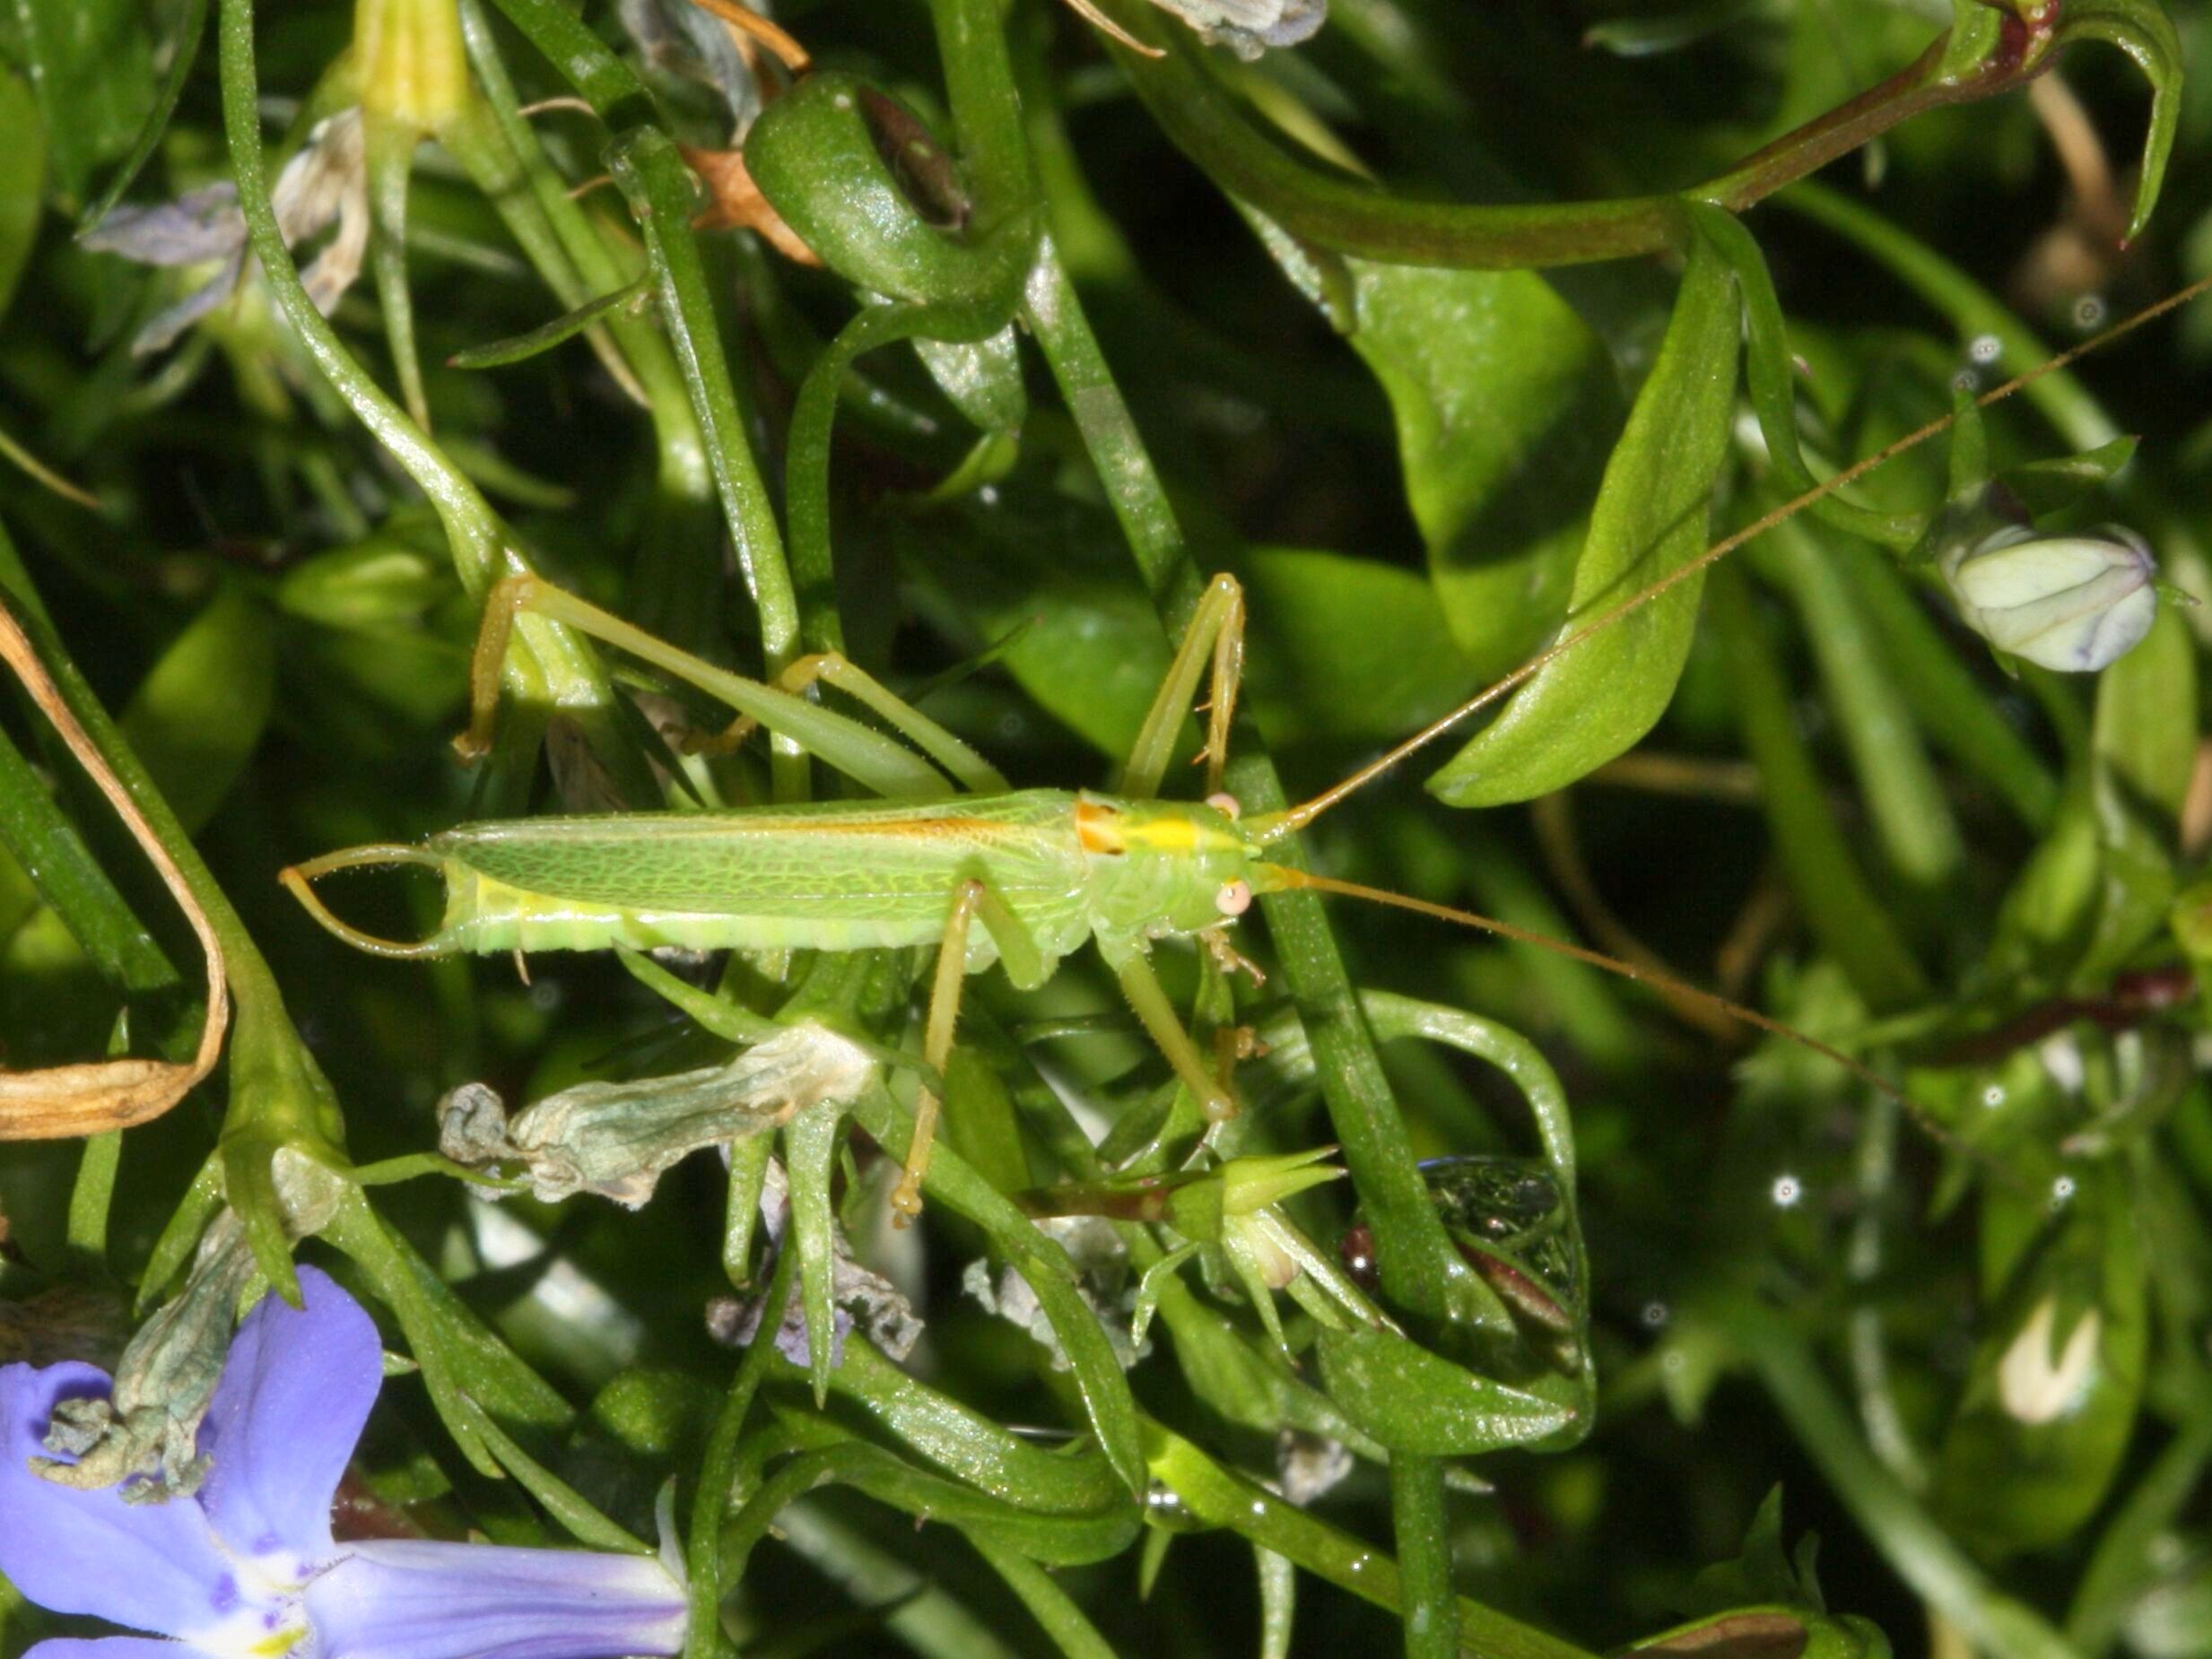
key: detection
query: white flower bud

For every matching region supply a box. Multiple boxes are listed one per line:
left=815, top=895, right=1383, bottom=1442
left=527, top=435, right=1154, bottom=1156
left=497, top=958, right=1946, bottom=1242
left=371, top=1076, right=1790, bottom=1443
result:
left=1941, top=524, right=2157, bottom=673
left=1996, top=1297, right=2100, bottom=1424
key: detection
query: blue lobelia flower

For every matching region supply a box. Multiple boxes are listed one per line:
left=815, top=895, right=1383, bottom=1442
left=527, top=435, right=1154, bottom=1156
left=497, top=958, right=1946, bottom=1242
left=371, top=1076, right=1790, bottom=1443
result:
left=0, top=1265, right=687, bottom=1659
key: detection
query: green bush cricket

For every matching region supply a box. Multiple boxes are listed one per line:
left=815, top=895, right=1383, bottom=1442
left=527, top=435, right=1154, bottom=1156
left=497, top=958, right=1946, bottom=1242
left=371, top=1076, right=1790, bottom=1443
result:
left=281, top=276, right=2210, bottom=1221
left=281, top=568, right=1868, bottom=1226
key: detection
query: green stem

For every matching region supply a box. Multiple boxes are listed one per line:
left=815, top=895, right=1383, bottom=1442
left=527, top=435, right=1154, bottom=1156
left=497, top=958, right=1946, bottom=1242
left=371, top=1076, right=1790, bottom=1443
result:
left=454, top=3, right=726, bottom=638
left=364, top=117, right=431, bottom=430
left=1094, top=2, right=2048, bottom=269
left=685, top=1243, right=795, bottom=1659
left=218, top=0, right=501, bottom=586
left=1146, top=1423, right=1595, bottom=1659
left=605, top=129, right=806, bottom=801
left=936, top=23, right=1502, bottom=1650
left=783, top=300, right=996, bottom=656
left=1389, top=1455, right=1458, bottom=1659
left=936, top=0, right=1476, bottom=1340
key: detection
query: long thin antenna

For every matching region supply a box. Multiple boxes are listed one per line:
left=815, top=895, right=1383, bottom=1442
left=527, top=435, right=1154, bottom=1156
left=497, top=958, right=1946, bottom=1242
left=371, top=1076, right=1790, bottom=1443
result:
left=1254, top=270, right=2212, bottom=841
left=1263, top=864, right=1908, bottom=1106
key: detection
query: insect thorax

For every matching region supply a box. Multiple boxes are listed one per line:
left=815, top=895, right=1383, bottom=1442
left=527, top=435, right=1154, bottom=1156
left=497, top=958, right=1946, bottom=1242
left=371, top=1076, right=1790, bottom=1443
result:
left=1075, top=792, right=1258, bottom=958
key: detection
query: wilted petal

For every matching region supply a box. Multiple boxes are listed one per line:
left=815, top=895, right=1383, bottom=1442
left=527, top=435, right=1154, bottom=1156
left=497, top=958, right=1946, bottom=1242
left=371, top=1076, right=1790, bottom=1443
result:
left=131, top=253, right=247, bottom=356
left=195, top=1266, right=381, bottom=1561
left=274, top=110, right=370, bottom=316
left=0, top=1362, right=241, bottom=1638
left=81, top=186, right=246, bottom=266
left=301, top=1539, right=687, bottom=1659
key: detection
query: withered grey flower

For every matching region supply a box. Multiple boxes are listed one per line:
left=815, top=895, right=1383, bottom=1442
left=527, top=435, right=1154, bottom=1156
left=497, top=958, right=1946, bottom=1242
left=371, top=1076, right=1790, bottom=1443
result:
left=964, top=1215, right=1149, bottom=1372
left=707, top=1160, right=923, bottom=1368
left=440, top=1022, right=877, bottom=1207
left=82, top=110, right=370, bottom=355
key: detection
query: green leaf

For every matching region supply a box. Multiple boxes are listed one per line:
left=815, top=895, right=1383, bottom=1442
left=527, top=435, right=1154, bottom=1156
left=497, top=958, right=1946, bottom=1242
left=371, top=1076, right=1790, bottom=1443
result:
left=1426, top=228, right=1739, bottom=806
left=1314, top=1326, right=1579, bottom=1455
left=913, top=322, right=1027, bottom=434
left=447, top=280, right=650, bottom=370
left=1243, top=213, right=1619, bottom=678
left=0, top=720, right=179, bottom=997
left=1342, top=262, right=1620, bottom=678
left=2052, top=0, right=2183, bottom=243
left=1999, top=438, right=2140, bottom=519
left=829, top=1340, right=1128, bottom=1515
left=479, top=0, right=655, bottom=126
left=1242, top=548, right=1481, bottom=743
left=1693, top=205, right=1926, bottom=551
left=7, top=0, right=150, bottom=211
left=118, top=583, right=275, bottom=837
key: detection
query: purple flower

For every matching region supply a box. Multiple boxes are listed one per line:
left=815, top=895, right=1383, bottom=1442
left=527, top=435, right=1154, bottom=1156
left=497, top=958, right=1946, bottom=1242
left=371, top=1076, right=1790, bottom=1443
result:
left=0, top=1266, right=687, bottom=1659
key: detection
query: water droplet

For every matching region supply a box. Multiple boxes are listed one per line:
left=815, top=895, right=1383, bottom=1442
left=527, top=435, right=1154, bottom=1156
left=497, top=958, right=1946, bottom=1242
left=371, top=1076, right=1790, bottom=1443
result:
left=1950, top=369, right=1980, bottom=395
left=1969, top=334, right=2002, bottom=364
left=977, top=485, right=1000, bottom=508
left=1661, top=1350, right=1685, bottom=1373
left=1642, top=1300, right=1668, bottom=1328
left=2051, top=1174, right=2077, bottom=1211
left=1771, top=1173, right=1802, bottom=1208
left=1981, top=1084, right=2006, bottom=1108
left=2075, top=295, right=2109, bottom=331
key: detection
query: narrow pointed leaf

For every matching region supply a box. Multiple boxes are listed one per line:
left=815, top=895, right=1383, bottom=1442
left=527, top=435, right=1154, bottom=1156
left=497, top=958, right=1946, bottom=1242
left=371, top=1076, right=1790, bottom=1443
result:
left=1428, top=227, right=1740, bottom=806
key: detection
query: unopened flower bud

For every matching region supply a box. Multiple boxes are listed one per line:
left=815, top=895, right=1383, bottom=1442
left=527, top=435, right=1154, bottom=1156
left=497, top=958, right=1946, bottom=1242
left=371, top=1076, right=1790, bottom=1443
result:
left=356, top=0, right=469, bottom=136
left=1940, top=524, right=2156, bottom=673
left=1996, top=1296, right=2101, bottom=1424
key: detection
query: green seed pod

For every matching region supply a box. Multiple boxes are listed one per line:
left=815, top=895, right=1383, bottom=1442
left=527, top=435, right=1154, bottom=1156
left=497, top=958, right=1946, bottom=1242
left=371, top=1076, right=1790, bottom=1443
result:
left=743, top=72, right=1032, bottom=317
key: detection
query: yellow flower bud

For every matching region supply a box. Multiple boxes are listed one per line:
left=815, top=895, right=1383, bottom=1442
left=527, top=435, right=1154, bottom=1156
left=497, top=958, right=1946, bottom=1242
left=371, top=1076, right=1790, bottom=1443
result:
left=355, top=0, right=468, bottom=136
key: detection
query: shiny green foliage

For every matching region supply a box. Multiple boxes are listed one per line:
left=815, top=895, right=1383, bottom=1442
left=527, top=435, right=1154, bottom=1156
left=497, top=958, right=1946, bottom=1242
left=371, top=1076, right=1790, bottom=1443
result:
left=0, top=0, right=2208, bottom=1655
